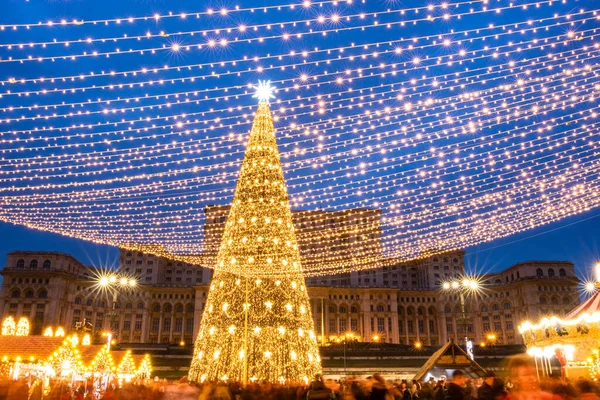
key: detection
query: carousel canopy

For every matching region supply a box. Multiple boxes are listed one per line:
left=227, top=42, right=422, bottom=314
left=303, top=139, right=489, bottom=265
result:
left=564, top=290, right=600, bottom=320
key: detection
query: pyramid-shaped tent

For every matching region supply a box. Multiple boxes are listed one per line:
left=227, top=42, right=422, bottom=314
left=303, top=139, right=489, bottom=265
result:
left=413, top=340, right=487, bottom=381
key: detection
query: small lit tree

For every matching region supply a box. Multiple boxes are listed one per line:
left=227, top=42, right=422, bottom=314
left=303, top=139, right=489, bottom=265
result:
left=15, top=318, right=30, bottom=336
left=1, top=317, right=15, bottom=336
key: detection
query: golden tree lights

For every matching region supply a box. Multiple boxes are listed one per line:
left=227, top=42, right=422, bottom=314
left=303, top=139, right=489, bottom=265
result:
left=188, top=87, right=321, bottom=384
left=1, top=318, right=15, bottom=336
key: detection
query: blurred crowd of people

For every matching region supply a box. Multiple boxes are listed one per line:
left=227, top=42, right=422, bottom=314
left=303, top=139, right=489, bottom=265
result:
left=0, top=356, right=598, bottom=400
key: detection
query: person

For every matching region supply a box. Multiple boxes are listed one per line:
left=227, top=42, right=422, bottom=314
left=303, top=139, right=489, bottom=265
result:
left=477, top=373, right=497, bottom=400
left=306, top=375, right=335, bottom=400
left=419, top=378, right=435, bottom=400
left=370, top=374, right=399, bottom=400
left=445, top=371, right=466, bottom=400
left=505, top=356, right=553, bottom=400
left=576, top=380, right=600, bottom=400
left=400, top=382, right=412, bottom=400
left=434, top=379, right=446, bottom=400
left=411, top=380, right=422, bottom=399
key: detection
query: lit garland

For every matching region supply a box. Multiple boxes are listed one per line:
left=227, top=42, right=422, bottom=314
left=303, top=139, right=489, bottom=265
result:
left=189, top=92, right=321, bottom=383
left=1, top=0, right=600, bottom=278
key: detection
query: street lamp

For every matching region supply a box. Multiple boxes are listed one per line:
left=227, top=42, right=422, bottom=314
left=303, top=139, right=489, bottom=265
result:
left=94, top=273, right=138, bottom=339
left=440, top=276, right=481, bottom=359
left=582, top=262, right=600, bottom=293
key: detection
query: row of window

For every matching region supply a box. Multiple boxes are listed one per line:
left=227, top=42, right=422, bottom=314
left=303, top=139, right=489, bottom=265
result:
left=15, top=259, right=51, bottom=270
left=11, top=289, right=47, bottom=299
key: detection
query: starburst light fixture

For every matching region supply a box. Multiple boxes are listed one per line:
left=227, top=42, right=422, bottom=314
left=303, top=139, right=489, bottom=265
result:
left=252, top=80, right=276, bottom=103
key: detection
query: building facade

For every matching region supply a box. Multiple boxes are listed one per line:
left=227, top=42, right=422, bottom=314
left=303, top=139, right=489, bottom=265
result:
left=0, top=250, right=580, bottom=348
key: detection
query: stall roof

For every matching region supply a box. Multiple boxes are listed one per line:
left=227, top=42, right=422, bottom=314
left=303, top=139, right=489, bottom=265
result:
left=413, top=340, right=487, bottom=381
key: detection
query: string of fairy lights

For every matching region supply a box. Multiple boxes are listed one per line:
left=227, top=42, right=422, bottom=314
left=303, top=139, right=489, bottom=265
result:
left=1, top=0, right=600, bottom=276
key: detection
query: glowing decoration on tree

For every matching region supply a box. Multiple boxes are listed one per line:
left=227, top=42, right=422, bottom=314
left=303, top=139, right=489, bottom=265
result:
left=188, top=87, right=321, bottom=383
left=82, top=334, right=91, bottom=346
left=43, top=327, right=53, bottom=337
left=136, top=354, right=152, bottom=380
left=54, top=327, right=65, bottom=337
left=1, top=317, right=16, bottom=336
left=47, top=339, right=84, bottom=378
left=117, top=350, right=136, bottom=382
left=15, top=318, right=29, bottom=336
left=89, top=346, right=114, bottom=377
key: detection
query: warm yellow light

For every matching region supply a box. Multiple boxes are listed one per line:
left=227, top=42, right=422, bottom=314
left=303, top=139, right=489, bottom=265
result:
left=179, top=341, right=185, bottom=346
left=120, top=278, right=128, bottom=285
left=373, top=335, right=380, bottom=342
left=109, top=275, right=117, bottom=284
left=487, top=334, right=496, bottom=340
left=414, top=341, right=422, bottom=349
left=586, top=282, right=596, bottom=292
left=451, top=281, right=460, bottom=289
left=54, top=327, right=65, bottom=337
left=99, top=277, right=110, bottom=286
left=43, top=327, right=54, bottom=337
left=442, top=282, right=450, bottom=290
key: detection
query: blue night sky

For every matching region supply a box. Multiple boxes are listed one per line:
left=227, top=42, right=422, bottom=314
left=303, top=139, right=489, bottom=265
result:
left=1, top=0, right=599, bottom=280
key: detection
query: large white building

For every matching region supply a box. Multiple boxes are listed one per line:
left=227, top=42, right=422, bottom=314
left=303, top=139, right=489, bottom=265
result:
left=0, top=206, right=581, bottom=348
left=0, top=249, right=579, bottom=348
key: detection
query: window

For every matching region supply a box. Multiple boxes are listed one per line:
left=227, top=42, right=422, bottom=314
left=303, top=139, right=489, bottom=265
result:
left=329, top=319, right=336, bottom=334
left=151, top=318, right=159, bottom=332
left=16, top=259, right=24, bottom=269
left=135, top=321, right=142, bottom=331
left=376, top=305, right=384, bottom=312
left=153, top=305, right=160, bottom=312
left=350, top=306, right=358, bottom=313
left=492, top=304, right=499, bottom=311
left=123, top=321, right=131, bottom=330
left=418, top=320, right=425, bottom=334
left=377, top=318, right=385, bottom=332
left=164, top=304, right=172, bottom=313
left=483, top=322, right=490, bottom=331
left=536, top=268, right=543, bottom=277
left=136, top=260, right=143, bottom=265
left=350, top=318, right=358, bottom=332
left=176, top=305, right=183, bottom=313
left=506, top=322, right=513, bottom=330
left=125, top=303, right=132, bottom=309
left=163, top=318, right=171, bottom=331
left=429, top=320, right=435, bottom=333
left=540, top=297, right=547, bottom=304
left=11, top=289, right=20, bottom=298
left=503, top=302, right=511, bottom=310
left=29, top=260, right=38, bottom=269
left=175, top=318, right=183, bottom=332
left=446, top=323, right=453, bottom=333
left=38, top=290, right=47, bottom=299
left=339, top=306, right=347, bottom=314
left=86, top=299, right=93, bottom=306
left=494, top=322, right=502, bottom=331
left=186, top=319, right=194, bottom=333
left=339, top=319, right=347, bottom=332
left=42, top=260, right=51, bottom=269
left=407, top=320, right=414, bottom=334
left=559, top=268, right=566, bottom=277
left=548, top=269, right=555, bottom=277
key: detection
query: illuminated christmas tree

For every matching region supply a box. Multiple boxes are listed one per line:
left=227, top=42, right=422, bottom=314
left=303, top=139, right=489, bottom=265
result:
left=189, top=81, right=321, bottom=384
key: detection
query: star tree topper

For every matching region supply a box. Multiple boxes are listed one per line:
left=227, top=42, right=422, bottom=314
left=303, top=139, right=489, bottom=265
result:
left=253, top=80, right=276, bottom=103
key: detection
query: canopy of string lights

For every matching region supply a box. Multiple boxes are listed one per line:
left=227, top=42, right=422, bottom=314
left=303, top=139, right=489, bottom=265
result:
left=1, top=0, right=599, bottom=276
